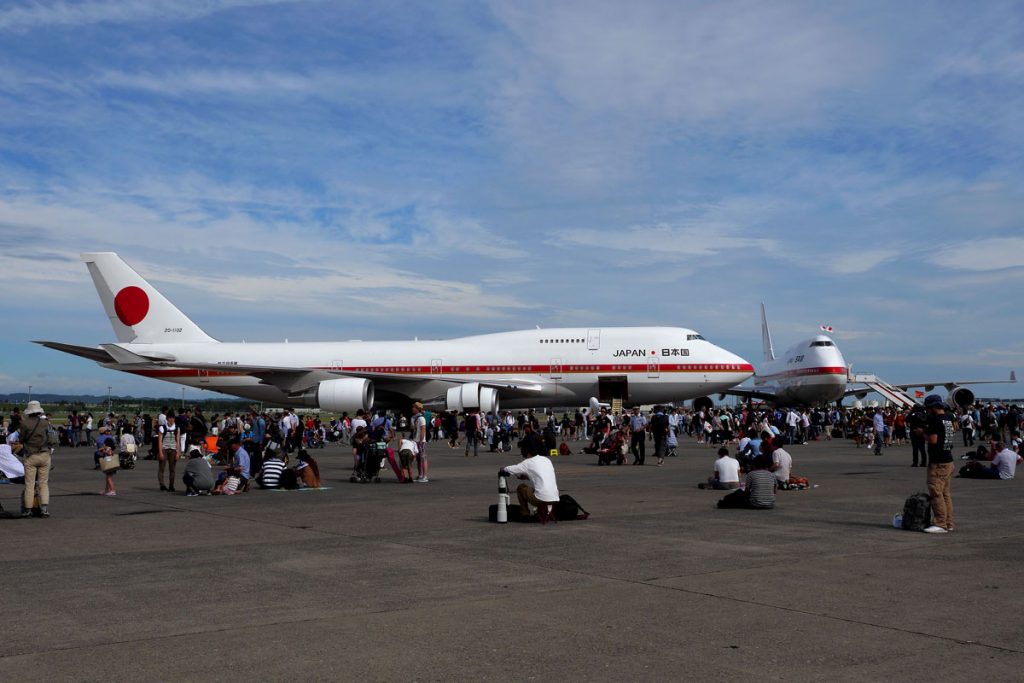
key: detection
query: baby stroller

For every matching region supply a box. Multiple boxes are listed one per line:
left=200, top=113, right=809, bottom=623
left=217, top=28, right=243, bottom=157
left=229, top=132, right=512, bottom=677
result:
left=351, top=439, right=388, bottom=483
left=304, top=427, right=323, bottom=450
left=118, top=442, right=138, bottom=470
left=597, top=434, right=626, bottom=466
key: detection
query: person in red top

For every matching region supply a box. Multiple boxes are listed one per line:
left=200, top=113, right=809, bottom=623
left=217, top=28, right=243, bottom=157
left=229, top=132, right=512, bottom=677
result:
left=893, top=411, right=907, bottom=446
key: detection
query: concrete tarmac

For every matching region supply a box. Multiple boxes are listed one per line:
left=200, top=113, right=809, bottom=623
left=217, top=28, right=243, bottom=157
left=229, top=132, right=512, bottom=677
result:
left=1, top=436, right=1022, bottom=681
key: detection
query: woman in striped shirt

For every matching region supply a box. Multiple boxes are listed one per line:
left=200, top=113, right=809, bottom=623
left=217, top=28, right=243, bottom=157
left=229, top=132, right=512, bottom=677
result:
left=257, top=451, right=287, bottom=489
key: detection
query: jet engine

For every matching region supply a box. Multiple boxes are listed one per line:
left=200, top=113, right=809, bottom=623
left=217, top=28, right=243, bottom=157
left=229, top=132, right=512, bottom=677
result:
left=308, top=378, right=374, bottom=412
left=946, top=386, right=975, bottom=408
left=445, top=383, right=500, bottom=414
left=692, top=396, right=714, bottom=412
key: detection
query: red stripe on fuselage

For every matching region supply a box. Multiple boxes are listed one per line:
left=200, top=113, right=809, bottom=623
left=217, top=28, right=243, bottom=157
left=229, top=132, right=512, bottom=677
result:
left=124, top=363, right=755, bottom=378
left=757, top=366, right=846, bottom=381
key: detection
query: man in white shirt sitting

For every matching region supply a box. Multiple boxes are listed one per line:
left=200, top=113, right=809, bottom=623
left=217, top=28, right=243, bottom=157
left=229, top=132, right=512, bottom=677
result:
left=702, top=447, right=740, bottom=489
left=770, top=443, right=793, bottom=486
left=960, top=441, right=1021, bottom=480
left=499, top=449, right=560, bottom=522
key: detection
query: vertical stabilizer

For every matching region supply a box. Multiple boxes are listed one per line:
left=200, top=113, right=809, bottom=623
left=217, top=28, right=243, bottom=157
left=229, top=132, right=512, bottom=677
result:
left=81, top=252, right=216, bottom=344
left=760, top=302, right=775, bottom=362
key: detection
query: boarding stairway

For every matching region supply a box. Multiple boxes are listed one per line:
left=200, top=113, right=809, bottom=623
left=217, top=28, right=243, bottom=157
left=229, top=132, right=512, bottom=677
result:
left=850, top=374, right=918, bottom=409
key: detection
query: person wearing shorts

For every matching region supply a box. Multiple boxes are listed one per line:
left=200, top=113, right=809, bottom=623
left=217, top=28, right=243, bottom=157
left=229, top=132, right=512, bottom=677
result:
left=398, top=438, right=417, bottom=484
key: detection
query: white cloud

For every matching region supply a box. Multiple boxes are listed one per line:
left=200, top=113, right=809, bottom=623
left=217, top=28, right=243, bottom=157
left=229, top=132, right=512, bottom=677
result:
left=552, top=197, right=780, bottom=265
left=0, top=180, right=533, bottom=330
left=484, top=0, right=874, bottom=186
left=559, top=222, right=772, bottom=260
left=97, top=68, right=314, bottom=95
left=930, top=237, right=1024, bottom=271
left=0, top=0, right=297, bottom=31
left=832, top=249, right=901, bottom=275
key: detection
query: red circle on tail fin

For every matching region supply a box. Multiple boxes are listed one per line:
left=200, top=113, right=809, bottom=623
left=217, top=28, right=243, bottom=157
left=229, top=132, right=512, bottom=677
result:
left=114, top=286, right=149, bottom=326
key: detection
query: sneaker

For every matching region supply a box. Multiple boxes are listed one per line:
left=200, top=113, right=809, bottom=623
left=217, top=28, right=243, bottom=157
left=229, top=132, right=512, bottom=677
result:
left=159, top=485, right=168, bottom=492
left=186, top=491, right=198, bottom=497
left=923, top=525, right=948, bottom=534
left=415, top=477, right=429, bottom=483
left=168, top=486, right=176, bottom=493
left=105, top=491, right=117, bottom=497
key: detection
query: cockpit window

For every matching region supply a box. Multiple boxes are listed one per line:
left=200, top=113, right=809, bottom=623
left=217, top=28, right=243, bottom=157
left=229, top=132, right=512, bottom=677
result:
left=810, top=341, right=834, bottom=347
left=686, top=334, right=706, bottom=341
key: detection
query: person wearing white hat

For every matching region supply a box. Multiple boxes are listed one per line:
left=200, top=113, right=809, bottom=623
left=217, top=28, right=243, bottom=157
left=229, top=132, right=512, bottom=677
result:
left=19, top=400, right=55, bottom=518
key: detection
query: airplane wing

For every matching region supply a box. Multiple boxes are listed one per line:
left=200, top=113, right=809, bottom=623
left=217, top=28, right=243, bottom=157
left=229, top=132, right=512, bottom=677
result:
left=120, top=360, right=547, bottom=395
left=890, top=371, right=1016, bottom=391
left=721, top=387, right=780, bottom=403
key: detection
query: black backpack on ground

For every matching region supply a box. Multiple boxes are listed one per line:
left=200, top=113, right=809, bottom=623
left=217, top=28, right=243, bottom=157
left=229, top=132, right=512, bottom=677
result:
left=279, top=468, right=300, bottom=490
left=901, top=493, right=932, bottom=531
left=553, top=494, right=590, bottom=521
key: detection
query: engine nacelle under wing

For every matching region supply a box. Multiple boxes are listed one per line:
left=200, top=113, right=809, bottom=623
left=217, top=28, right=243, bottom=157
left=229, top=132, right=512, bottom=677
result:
left=479, top=387, right=499, bottom=415
left=313, top=378, right=374, bottom=412
left=947, top=386, right=975, bottom=408
left=692, top=396, right=714, bottom=412
left=445, top=383, right=500, bottom=414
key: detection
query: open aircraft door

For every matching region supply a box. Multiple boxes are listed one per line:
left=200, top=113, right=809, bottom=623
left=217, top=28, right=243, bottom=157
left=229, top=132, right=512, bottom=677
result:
left=587, top=329, right=601, bottom=350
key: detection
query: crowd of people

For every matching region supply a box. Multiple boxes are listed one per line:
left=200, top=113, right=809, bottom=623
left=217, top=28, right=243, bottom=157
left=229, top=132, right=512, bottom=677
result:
left=0, top=396, right=1020, bottom=524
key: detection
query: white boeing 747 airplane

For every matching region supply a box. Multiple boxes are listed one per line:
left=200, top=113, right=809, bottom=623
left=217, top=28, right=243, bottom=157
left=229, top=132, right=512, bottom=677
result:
left=719, top=304, right=1015, bottom=408
left=37, top=253, right=754, bottom=413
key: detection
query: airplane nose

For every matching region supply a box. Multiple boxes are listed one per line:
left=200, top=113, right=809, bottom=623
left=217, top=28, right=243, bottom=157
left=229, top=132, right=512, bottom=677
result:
left=712, top=346, right=754, bottom=384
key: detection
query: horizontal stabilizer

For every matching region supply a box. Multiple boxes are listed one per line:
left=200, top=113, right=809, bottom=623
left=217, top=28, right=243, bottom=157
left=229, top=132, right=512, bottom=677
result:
left=100, top=344, right=177, bottom=365
left=34, top=341, right=113, bottom=364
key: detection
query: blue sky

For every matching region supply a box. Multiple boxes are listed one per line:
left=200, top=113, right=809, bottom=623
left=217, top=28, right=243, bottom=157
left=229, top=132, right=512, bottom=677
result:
left=0, top=0, right=1022, bottom=399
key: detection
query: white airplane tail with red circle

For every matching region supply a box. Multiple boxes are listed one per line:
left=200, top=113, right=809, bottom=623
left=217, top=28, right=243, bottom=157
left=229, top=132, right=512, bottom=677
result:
left=82, top=252, right=215, bottom=344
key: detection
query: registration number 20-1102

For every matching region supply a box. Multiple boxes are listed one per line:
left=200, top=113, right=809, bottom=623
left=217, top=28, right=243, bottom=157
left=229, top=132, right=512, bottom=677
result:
left=164, top=327, right=183, bottom=333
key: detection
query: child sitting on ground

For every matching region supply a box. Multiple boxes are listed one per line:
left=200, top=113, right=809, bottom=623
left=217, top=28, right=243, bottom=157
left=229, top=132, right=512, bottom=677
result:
left=213, top=473, right=241, bottom=495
